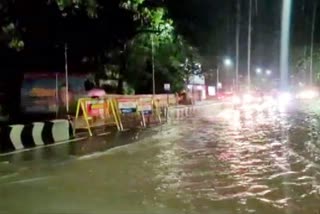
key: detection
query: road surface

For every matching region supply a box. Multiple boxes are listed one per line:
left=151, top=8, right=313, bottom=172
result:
left=1, top=100, right=320, bottom=213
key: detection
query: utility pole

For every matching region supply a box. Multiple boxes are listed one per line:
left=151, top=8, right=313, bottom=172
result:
left=310, top=1, right=318, bottom=85
left=280, top=0, right=293, bottom=90
left=247, top=0, right=252, bottom=90
left=216, top=67, right=220, bottom=94
left=235, top=0, right=241, bottom=90
left=64, top=43, right=69, bottom=113
left=255, top=0, right=258, bottom=15
left=151, top=34, right=155, bottom=95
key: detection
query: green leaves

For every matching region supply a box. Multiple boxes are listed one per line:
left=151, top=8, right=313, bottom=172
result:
left=50, top=0, right=98, bottom=17
left=1, top=22, right=24, bottom=51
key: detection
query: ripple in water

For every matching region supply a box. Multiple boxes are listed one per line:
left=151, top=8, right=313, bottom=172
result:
left=152, top=105, right=320, bottom=213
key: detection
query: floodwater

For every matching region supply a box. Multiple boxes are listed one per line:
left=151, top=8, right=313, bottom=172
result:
left=1, top=101, right=320, bottom=214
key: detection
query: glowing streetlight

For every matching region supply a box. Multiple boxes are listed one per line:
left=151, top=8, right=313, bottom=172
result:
left=256, top=68, right=262, bottom=74
left=266, top=69, right=272, bottom=76
left=224, top=58, right=232, bottom=67
left=216, top=58, right=232, bottom=94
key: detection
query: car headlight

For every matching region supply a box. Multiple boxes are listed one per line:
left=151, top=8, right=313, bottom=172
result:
left=233, top=96, right=241, bottom=104
left=243, top=94, right=253, bottom=103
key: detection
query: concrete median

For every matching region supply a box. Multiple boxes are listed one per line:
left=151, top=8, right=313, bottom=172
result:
left=0, top=119, right=73, bottom=153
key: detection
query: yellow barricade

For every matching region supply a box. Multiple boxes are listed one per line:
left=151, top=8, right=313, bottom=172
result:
left=138, top=97, right=162, bottom=127
left=113, top=97, right=140, bottom=131
left=113, top=96, right=162, bottom=130
left=74, top=97, right=120, bottom=136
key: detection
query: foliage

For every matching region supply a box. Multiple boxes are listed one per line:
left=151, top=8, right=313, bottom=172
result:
left=124, top=30, right=200, bottom=93
left=2, top=23, right=24, bottom=51
left=49, top=0, right=98, bottom=17
left=0, top=0, right=201, bottom=94
left=291, top=46, right=320, bottom=83
left=0, top=1, right=24, bottom=51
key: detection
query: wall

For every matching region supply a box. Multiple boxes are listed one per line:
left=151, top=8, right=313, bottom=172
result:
left=21, top=72, right=87, bottom=113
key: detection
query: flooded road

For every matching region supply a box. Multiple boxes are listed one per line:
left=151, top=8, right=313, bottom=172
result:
left=1, top=101, right=320, bottom=213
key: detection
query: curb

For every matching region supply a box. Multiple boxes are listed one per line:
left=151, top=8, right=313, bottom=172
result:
left=0, top=119, right=73, bottom=154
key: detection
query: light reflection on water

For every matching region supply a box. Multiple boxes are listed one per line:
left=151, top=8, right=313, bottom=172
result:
left=1, top=102, right=320, bottom=213
left=152, top=104, right=320, bottom=213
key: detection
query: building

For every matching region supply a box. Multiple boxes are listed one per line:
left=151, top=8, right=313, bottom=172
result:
left=188, top=74, right=206, bottom=101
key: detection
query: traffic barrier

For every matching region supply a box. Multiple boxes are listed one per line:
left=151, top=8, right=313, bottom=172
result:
left=113, top=97, right=140, bottom=131
left=138, top=97, right=162, bottom=126
left=73, top=94, right=177, bottom=135
left=112, top=96, right=163, bottom=131
left=0, top=120, right=73, bottom=153
left=74, top=97, right=120, bottom=136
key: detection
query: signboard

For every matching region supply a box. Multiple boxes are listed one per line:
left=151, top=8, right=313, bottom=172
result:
left=118, top=99, right=137, bottom=114
left=138, top=98, right=153, bottom=115
left=164, top=83, right=171, bottom=91
left=86, top=99, right=105, bottom=117
left=208, top=86, right=216, bottom=96
left=189, top=74, right=205, bottom=85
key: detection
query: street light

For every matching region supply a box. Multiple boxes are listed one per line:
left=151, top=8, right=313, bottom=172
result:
left=224, top=58, right=232, bottom=67
left=217, top=58, right=232, bottom=94
left=266, top=69, right=272, bottom=76
left=256, top=68, right=262, bottom=74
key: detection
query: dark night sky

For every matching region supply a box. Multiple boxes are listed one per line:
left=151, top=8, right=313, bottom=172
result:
left=0, top=0, right=319, bottom=76
left=169, top=0, right=320, bottom=76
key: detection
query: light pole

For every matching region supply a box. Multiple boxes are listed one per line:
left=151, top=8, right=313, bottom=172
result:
left=151, top=34, right=155, bottom=96
left=216, top=67, right=220, bottom=94
left=280, top=0, right=292, bottom=90
left=64, top=43, right=69, bottom=113
left=247, top=0, right=253, bottom=90
left=216, top=58, right=232, bottom=94
left=310, top=1, right=318, bottom=86
left=235, top=0, right=241, bottom=91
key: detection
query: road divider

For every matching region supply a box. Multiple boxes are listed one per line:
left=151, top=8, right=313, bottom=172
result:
left=0, top=120, right=73, bottom=153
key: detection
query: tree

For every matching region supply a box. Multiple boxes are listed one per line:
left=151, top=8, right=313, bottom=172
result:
left=0, top=0, right=200, bottom=94
left=290, top=46, right=320, bottom=85
left=0, top=0, right=24, bottom=50
left=97, top=0, right=200, bottom=93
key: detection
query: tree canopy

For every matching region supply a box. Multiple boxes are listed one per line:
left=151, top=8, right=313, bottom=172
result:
left=0, top=0, right=201, bottom=93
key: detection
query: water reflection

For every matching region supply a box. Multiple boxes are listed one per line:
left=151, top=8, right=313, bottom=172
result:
left=1, top=102, right=320, bottom=213
left=153, top=104, right=320, bottom=213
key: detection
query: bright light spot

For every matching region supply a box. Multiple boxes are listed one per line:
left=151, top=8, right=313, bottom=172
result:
left=224, top=58, right=232, bottom=66
left=232, top=95, right=241, bottom=104
left=256, top=68, right=262, bottom=74
left=278, top=92, right=292, bottom=106
left=243, top=94, right=254, bottom=103
left=208, top=86, right=216, bottom=96
left=296, top=90, right=319, bottom=99
left=218, top=109, right=234, bottom=120
left=263, top=95, right=276, bottom=106
left=266, top=70, right=272, bottom=76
